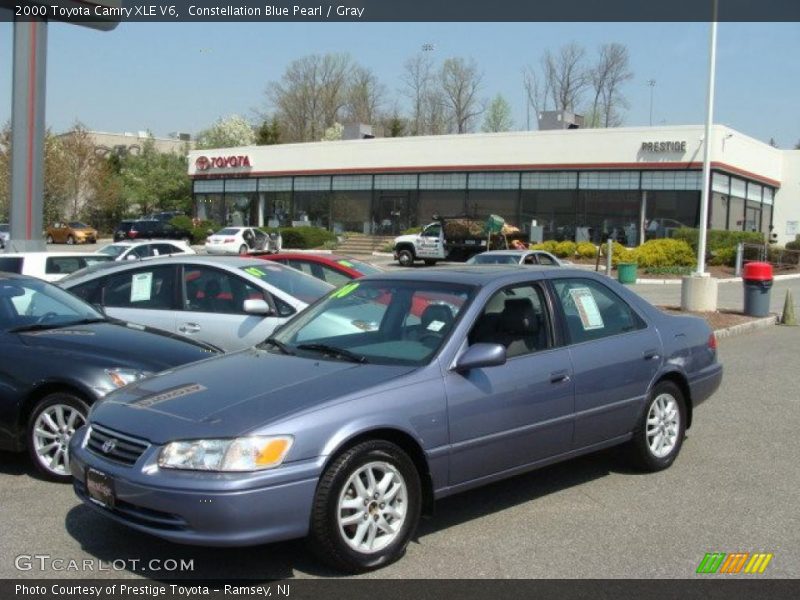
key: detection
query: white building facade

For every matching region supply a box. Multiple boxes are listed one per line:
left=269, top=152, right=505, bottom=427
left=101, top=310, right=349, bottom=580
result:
left=187, top=124, right=800, bottom=246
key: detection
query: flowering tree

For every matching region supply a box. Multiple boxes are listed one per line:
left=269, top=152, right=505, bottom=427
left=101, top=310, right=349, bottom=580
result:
left=196, top=115, right=255, bottom=149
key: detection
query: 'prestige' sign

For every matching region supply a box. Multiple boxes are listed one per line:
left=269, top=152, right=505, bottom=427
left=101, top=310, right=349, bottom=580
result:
left=641, top=141, right=687, bottom=153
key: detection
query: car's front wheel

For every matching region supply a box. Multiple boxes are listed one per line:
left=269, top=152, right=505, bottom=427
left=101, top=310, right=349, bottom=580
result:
left=629, top=380, right=686, bottom=471
left=66, top=235, right=75, bottom=245
left=27, top=392, right=89, bottom=482
left=45, top=234, right=54, bottom=244
left=309, top=440, right=421, bottom=573
left=396, top=248, right=415, bottom=267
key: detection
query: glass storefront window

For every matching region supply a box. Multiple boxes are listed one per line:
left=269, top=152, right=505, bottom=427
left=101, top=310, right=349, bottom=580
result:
left=466, top=191, right=518, bottom=222
left=224, top=193, right=257, bottom=226
left=745, top=200, right=762, bottom=233
left=195, top=194, right=225, bottom=224
left=293, top=192, right=331, bottom=229
left=332, top=191, right=372, bottom=233
left=710, top=192, right=729, bottom=230
left=520, top=190, right=577, bottom=242
left=419, top=191, right=466, bottom=221
left=580, top=190, right=640, bottom=245
left=375, top=191, right=417, bottom=234
left=263, top=192, right=291, bottom=227
left=645, top=191, right=700, bottom=239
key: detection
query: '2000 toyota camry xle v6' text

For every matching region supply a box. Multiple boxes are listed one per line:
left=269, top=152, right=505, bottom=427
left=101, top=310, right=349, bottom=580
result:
left=70, top=267, right=722, bottom=572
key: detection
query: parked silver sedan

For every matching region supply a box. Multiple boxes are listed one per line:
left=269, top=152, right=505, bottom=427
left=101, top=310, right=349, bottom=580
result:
left=466, top=249, right=569, bottom=266
left=59, top=256, right=333, bottom=351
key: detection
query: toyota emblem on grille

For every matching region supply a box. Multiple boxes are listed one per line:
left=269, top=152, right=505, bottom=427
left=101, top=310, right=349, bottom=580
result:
left=102, top=439, right=117, bottom=454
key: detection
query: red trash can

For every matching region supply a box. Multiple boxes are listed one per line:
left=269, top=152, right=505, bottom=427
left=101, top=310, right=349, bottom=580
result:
left=742, top=261, right=773, bottom=317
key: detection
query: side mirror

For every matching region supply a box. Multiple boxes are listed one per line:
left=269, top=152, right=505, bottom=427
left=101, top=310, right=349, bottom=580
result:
left=243, top=298, right=273, bottom=316
left=453, top=343, right=506, bottom=372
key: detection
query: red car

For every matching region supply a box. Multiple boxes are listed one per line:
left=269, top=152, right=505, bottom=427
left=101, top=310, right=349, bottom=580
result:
left=258, top=253, right=383, bottom=286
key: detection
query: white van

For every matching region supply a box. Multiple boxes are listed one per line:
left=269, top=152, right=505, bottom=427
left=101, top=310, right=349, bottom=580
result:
left=0, top=252, right=114, bottom=282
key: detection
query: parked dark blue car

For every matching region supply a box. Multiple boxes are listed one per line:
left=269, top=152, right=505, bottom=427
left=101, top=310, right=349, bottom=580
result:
left=70, top=267, right=722, bottom=572
left=0, top=273, right=218, bottom=481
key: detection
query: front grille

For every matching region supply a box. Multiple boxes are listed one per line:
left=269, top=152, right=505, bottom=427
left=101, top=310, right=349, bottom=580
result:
left=86, top=424, right=149, bottom=466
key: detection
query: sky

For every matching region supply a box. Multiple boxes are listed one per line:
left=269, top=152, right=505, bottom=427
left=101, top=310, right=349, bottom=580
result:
left=1, top=19, right=799, bottom=147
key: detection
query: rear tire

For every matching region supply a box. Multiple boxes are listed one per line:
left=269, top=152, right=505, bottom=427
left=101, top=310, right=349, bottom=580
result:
left=66, top=235, right=75, bottom=245
left=309, top=440, right=421, bottom=573
left=27, top=392, right=89, bottom=482
left=628, top=380, right=686, bottom=472
left=397, top=249, right=415, bottom=267
left=239, top=244, right=248, bottom=255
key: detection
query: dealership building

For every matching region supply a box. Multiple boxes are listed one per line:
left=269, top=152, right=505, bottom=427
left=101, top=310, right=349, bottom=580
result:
left=188, top=124, right=800, bottom=245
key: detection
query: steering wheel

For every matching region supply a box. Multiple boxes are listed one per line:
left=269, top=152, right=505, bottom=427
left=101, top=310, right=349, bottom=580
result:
left=35, top=312, right=59, bottom=324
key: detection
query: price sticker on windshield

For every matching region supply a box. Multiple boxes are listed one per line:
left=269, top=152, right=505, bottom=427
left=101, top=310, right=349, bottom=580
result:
left=332, top=282, right=360, bottom=298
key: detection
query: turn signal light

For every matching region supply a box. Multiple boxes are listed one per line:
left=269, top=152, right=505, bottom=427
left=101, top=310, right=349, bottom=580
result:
left=708, top=333, right=717, bottom=350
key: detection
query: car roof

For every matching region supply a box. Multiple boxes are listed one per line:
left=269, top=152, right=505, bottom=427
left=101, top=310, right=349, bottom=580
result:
left=358, top=265, right=579, bottom=286
left=0, top=251, right=103, bottom=258
left=60, top=255, right=281, bottom=282
left=475, top=250, right=532, bottom=256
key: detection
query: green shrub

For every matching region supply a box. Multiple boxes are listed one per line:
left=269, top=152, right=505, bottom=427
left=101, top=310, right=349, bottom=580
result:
left=575, top=241, right=598, bottom=259
left=191, top=220, right=220, bottom=244
left=275, top=226, right=336, bottom=249
left=599, top=241, right=633, bottom=266
left=709, top=246, right=737, bottom=266
left=553, top=241, right=577, bottom=258
left=643, top=266, right=694, bottom=276
left=630, top=239, right=696, bottom=268
left=672, top=228, right=765, bottom=253
left=530, top=240, right=558, bottom=253
left=785, top=235, right=800, bottom=252
left=170, top=215, right=193, bottom=232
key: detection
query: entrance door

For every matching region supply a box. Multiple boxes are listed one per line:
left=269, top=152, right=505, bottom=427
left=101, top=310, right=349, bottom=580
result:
left=376, top=195, right=408, bottom=235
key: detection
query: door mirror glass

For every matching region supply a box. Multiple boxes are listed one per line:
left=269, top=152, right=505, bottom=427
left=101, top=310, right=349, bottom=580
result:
left=454, top=343, right=506, bottom=372
left=243, top=298, right=273, bottom=316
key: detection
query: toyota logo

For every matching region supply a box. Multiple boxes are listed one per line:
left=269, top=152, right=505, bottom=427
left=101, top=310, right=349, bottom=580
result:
left=102, top=439, right=117, bottom=454
left=195, top=156, right=211, bottom=171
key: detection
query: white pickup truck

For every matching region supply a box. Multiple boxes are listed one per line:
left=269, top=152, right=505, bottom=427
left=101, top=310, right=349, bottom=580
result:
left=393, top=220, right=494, bottom=266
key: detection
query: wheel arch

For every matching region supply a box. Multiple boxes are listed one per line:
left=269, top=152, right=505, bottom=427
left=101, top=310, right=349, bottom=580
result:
left=652, top=370, right=693, bottom=429
left=320, top=427, right=435, bottom=516
left=395, top=243, right=416, bottom=258
left=20, top=381, right=94, bottom=435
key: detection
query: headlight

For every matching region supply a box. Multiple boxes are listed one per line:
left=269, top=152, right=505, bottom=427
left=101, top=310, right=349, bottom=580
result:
left=93, top=368, right=153, bottom=397
left=158, top=436, right=293, bottom=472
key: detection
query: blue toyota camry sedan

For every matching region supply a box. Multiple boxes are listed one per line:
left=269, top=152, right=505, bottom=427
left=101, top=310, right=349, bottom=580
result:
left=70, top=267, right=722, bottom=572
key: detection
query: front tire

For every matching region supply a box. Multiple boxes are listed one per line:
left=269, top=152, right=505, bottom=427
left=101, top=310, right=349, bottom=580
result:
left=46, top=234, right=54, bottom=244
left=239, top=244, right=248, bottom=255
left=309, top=440, right=421, bottom=573
left=66, top=235, right=75, bottom=245
left=27, top=392, right=89, bottom=482
left=396, top=248, right=415, bottom=267
left=629, top=381, right=686, bottom=472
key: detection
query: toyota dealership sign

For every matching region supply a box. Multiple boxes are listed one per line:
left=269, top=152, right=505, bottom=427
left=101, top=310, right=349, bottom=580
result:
left=195, top=155, right=252, bottom=171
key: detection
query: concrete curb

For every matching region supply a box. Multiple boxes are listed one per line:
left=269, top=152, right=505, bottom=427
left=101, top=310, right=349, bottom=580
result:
left=633, top=272, right=800, bottom=285
left=713, top=314, right=779, bottom=339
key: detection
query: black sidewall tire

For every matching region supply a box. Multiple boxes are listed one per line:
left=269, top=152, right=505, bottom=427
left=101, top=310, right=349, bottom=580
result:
left=310, top=440, right=422, bottom=573
left=27, top=392, right=89, bottom=483
left=631, top=381, right=687, bottom=472
left=397, top=249, right=414, bottom=267
left=66, top=236, right=74, bottom=245
left=46, top=235, right=53, bottom=244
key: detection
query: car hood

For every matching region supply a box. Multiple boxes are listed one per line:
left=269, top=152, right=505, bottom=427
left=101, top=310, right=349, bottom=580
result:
left=19, top=321, right=217, bottom=371
left=90, top=348, right=416, bottom=443
left=394, top=234, right=418, bottom=245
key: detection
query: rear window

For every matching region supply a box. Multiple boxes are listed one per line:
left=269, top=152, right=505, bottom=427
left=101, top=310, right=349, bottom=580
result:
left=45, top=255, right=113, bottom=275
left=0, top=257, right=23, bottom=273
left=217, top=228, right=240, bottom=236
left=239, top=263, right=333, bottom=304
left=69, top=222, right=89, bottom=229
left=338, top=258, right=382, bottom=276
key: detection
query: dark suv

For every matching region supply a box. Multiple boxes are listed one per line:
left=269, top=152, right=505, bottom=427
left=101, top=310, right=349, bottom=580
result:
left=127, top=219, right=192, bottom=241
left=113, top=220, right=136, bottom=242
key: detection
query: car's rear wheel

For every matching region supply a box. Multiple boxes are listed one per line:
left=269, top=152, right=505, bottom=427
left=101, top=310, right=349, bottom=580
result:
left=46, top=234, right=54, bottom=244
left=66, top=235, right=75, bottom=245
left=629, top=380, right=686, bottom=471
left=309, top=440, right=421, bottom=573
left=397, top=249, right=415, bottom=267
left=27, top=392, right=88, bottom=482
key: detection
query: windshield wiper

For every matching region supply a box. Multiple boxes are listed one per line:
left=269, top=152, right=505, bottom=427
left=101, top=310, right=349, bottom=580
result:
left=296, top=343, right=368, bottom=364
left=9, top=317, right=107, bottom=333
left=261, top=337, right=295, bottom=355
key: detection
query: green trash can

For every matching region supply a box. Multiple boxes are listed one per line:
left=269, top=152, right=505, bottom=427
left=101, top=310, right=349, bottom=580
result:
left=617, top=262, right=638, bottom=284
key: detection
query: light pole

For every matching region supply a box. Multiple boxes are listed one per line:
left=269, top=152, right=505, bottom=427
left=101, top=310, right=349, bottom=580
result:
left=647, top=79, right=656, bottom=126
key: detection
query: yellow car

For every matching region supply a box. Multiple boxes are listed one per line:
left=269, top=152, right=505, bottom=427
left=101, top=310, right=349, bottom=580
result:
left=45, top=221, right=98, bottom=245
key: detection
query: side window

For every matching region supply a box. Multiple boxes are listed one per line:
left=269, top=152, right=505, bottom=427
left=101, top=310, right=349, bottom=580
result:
left=468, top=284, right=550, bottom=358
left=537, top=254, right=557, bottom=266
left=318, top=265, right=351, bottom=287
left=153, top=244, right=178, bottom=256
left=131, top=245, right=152, bottom=258
left=182, top=266, right=265, bottom=315
left=553, top=278, right=645, bottom=344
left=422, top=224, right=441, bottom=237
left=288, top=260, right=316, bottom=279
left=69, top=278, right=104, bottom=305
left=522, top=254, right=537, bottom=265
left=0, top=257, right=23, bottom=273
left=105, top=266, right=176, bottom=310
left=45, top=257, right=82, bottom=275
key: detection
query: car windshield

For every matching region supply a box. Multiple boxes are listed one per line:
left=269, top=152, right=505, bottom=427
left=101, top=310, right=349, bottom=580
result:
left=97, top=244, right=127, bottom=257
left=239, top=263, right=334, bottom=304
left=267, top=280, right=475, bottom=366
left=69, top=222, right=89, bottom=229
left=0, top=277, right=104, bottom=332
left=338, top=258, right=383, bottom=275
left=468, top=254, right=519, bottom=265
left=217, top=228, right=240, bottom=236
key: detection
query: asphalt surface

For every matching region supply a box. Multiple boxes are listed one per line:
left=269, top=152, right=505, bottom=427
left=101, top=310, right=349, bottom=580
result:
left=1, top=324, right=798, bottom=580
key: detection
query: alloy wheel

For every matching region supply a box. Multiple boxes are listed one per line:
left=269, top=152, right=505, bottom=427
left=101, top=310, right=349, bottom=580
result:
left=646, top=393, right=680, bottom=458
left=31, top=403, right=85, bottom=476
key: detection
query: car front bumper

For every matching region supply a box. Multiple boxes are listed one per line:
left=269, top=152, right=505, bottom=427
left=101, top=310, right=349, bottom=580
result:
left=69, top=428, right=321, bottom=547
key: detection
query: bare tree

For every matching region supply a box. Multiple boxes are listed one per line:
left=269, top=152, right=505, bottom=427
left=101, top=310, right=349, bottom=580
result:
left=267, top=53, right=353, bottom=142
left=345, top=66, right=385, bottom=125
left=523, top=64, right=551, bottom=120
left=439, top=57, right=485, bottom=134
left=590, top=43, right=633, bottom=127
left=402, top=54, right=435, bottom=135
left=544, top=43, right=590, bottom=112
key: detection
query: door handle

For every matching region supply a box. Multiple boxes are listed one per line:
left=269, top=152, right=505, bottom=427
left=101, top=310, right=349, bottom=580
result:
left=550, top=370, right=571, bottom=384
left=179, top=322, right=201, bottom=333
left=643, top=349, right=660, bottom=361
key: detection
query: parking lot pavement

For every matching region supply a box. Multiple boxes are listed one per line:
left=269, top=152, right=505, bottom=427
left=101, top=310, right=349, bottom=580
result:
left=0, top=326, right=798, bottom=580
